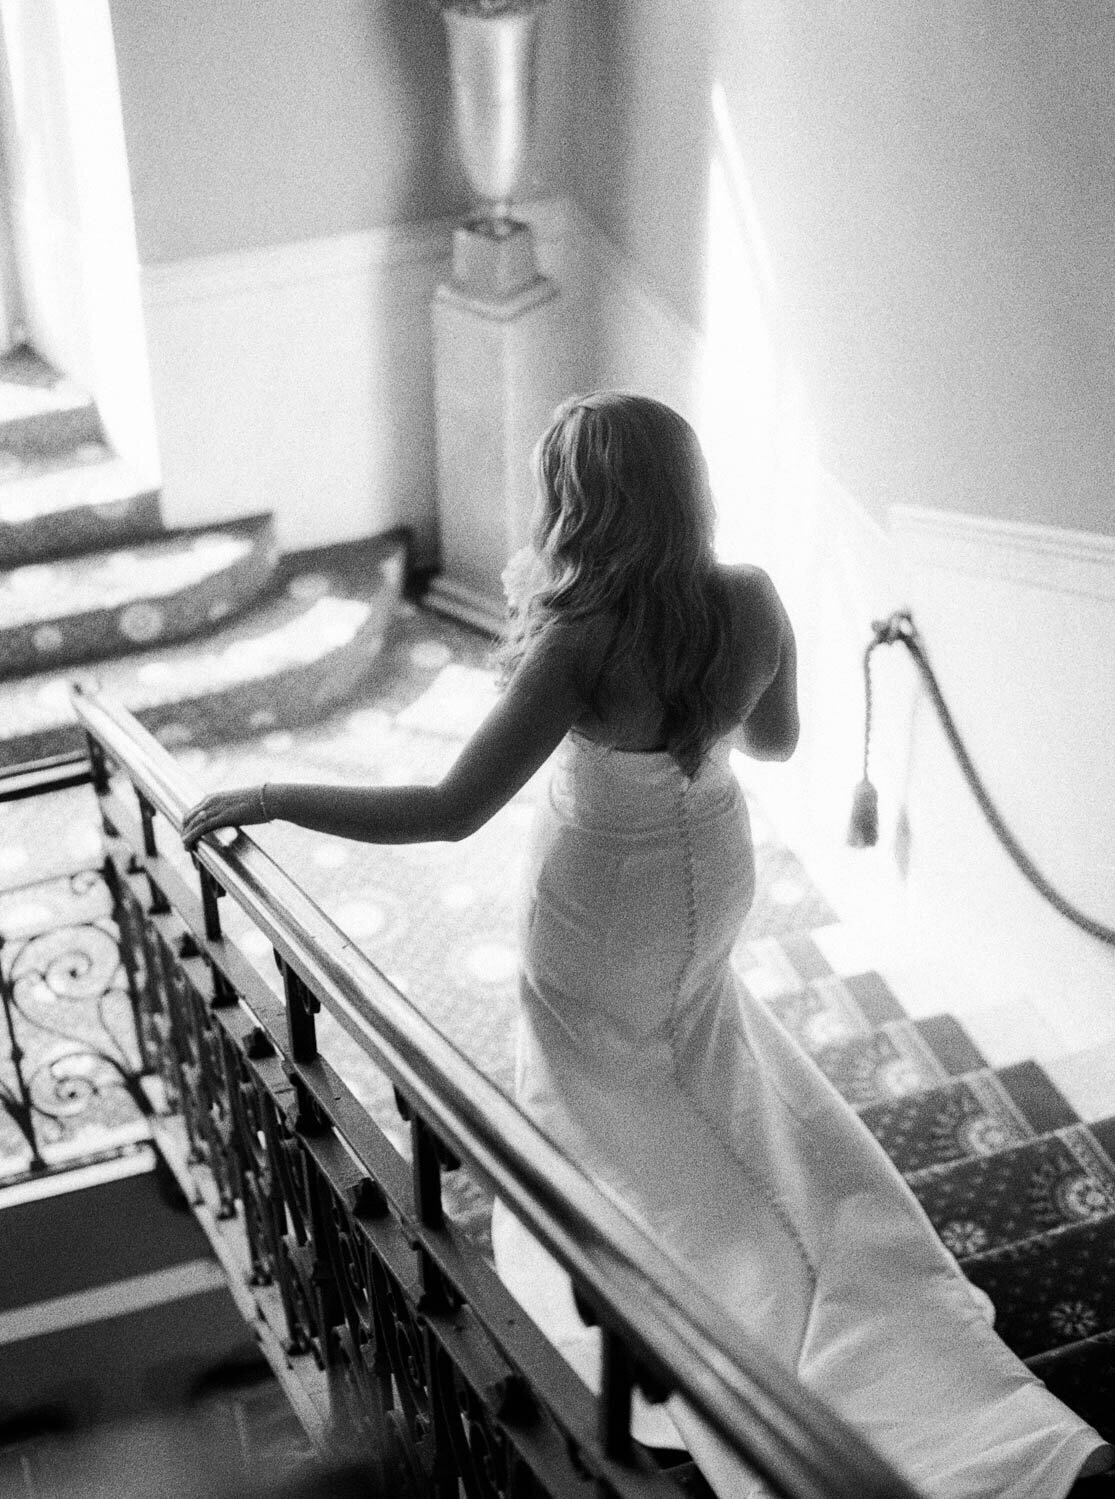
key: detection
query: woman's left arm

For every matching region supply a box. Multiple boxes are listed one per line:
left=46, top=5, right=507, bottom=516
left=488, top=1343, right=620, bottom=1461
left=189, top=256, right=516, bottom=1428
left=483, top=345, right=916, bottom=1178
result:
left=181, top=625, right=587, bottom=852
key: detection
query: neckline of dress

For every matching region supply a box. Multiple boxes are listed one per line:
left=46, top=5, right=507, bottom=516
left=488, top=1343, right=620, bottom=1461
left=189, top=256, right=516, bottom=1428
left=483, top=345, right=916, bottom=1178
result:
left=569, top=730, right=673, bottom=758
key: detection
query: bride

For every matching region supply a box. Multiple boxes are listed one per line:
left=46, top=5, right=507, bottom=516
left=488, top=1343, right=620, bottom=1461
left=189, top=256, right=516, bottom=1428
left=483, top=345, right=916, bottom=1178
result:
left=183, top=392, right=1111, bottom=1498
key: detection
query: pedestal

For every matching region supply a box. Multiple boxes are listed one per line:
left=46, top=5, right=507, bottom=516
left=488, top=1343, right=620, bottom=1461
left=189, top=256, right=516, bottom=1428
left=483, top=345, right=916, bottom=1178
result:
left=427, top=219, right=561, bottom=634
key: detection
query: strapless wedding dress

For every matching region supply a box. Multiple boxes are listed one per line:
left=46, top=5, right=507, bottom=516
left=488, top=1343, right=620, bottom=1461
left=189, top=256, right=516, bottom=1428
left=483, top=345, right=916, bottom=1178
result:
left=491, top=733, right=1106, bottom=1498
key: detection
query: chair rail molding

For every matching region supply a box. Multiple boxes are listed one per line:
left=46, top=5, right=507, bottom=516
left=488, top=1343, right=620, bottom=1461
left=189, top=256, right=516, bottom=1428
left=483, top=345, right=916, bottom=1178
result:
left=890, top=504, right=1115, bottom=602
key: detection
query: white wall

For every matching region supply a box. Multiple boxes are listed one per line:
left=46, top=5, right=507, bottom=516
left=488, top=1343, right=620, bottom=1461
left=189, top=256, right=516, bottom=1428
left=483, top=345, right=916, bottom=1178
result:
left=567, top=201, right=1115, bottom=1066
left=141, top=222, right=450, bottom=558
left=0, top=0, right=574, bottom=545
left=109, top=0, right=573, bottom=266
left=113, top=0, right=576, bottom=557
left=891, top=510, right=1115, bottom=1073
left=557, top=0, right=1115, bottom=1084
left=0, top=0, right=158, bottom=472
left=141, top=201, right=582, bottom=560
left=569, top=0, right=1115, bottom=539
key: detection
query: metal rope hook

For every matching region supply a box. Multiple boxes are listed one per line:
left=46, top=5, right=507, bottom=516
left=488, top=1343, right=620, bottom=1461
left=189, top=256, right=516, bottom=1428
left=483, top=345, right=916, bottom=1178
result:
left=849, top=611, right=1115, bottom=947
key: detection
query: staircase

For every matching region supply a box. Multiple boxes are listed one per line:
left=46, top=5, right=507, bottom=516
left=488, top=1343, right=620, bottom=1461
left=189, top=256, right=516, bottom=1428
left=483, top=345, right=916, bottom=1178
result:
left=0, top=346, right=1111, bottom=1482
left=0, top=345, right=409, bottom=769
left=733, top=919, right=1115, bottom=1444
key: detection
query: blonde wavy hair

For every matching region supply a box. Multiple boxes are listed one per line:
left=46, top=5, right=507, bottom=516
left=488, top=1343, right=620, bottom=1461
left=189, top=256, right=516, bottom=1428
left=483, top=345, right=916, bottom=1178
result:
left=498, top=391, right=739, bottom=775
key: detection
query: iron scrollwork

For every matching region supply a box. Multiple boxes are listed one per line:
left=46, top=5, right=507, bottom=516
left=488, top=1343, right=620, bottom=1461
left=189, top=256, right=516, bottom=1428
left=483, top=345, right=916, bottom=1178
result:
left=105, top=865, right=628, bottom=1499
left=62, top=765, right=699, bottom=1499
left=0, top=870, right=145, bottom=1178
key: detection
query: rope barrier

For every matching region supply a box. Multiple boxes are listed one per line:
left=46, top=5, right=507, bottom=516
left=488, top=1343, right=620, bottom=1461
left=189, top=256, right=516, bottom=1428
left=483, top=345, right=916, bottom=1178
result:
left=850, top=610, right=1115, bottom=948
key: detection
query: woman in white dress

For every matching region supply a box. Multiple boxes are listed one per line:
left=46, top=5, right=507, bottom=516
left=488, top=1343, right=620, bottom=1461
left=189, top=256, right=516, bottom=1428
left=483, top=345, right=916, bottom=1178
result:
left=184, top=392, right=1112, bottom=1498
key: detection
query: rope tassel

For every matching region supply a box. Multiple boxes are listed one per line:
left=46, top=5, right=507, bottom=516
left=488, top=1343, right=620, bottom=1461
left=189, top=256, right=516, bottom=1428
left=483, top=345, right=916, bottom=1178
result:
left=847, top=779, right=879, bottom=848
left=847, top=612, right=909, bottom=849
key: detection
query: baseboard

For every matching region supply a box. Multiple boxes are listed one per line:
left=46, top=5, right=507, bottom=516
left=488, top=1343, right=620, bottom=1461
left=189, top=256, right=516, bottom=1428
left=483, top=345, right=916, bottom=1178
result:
left=422, top=574, right=504, bottom=637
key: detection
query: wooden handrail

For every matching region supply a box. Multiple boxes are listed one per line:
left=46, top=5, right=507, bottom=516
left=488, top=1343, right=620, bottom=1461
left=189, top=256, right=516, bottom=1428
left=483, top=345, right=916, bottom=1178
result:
left=71, top=682, right=922, bottom=1499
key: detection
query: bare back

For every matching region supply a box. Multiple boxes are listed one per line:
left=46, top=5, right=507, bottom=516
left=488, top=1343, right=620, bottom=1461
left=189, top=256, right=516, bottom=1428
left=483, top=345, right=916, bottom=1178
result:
left=571, top=563, right=795, bottom=759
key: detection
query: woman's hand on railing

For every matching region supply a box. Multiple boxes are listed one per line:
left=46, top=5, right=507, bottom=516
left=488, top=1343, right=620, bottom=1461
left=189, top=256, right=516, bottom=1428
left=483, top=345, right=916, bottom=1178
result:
left=182, top=785, right=271, bottom=851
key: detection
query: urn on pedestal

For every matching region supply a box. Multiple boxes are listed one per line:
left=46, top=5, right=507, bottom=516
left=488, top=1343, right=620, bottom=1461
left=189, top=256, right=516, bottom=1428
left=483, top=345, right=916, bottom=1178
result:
left=427, top=0, right=562, bottom=632
left=434, top=0, right=555, bottom=315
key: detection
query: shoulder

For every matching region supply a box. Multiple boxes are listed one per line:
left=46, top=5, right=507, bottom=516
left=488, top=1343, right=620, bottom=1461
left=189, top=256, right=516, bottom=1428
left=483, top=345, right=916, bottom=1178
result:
left=518, top=610, right=614, bottom=695
left=715, top=563, right=787, bottom=637
left=717, top=561, right=777, bottom=604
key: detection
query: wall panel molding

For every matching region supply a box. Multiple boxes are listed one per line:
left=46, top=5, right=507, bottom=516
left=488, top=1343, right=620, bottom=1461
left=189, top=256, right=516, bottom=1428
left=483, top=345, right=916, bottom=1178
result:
left=891, top=503, right=1115, bottom=602
left=140, top=198, right=571, bottom=306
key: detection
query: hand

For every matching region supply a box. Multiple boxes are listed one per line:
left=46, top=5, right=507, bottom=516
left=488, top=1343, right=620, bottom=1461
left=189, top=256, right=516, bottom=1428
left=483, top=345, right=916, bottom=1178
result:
left=182, top=786, right=271, bottom=851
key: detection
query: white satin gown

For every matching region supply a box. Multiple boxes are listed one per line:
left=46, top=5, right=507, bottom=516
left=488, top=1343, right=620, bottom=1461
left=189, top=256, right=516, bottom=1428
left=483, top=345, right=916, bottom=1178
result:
left=491, top=733, right=1108, bottom=1499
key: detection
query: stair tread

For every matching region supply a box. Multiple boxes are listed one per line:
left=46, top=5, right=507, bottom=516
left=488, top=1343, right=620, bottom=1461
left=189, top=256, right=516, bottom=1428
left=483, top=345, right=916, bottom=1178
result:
left=960, top=1211, right=1115, bottom=1358
left=859, top=1060, right=1079, bottom=1175
left=0, top=516, right=278, bottom=681
left=791, top=1014, right=984, bottom=1109
left=907, top=1121, right=1115, bottom=1256
left=0, top=448, right=163, bottom=568
left=3, top=596, right=379, bottom=730
left=1027, top=1329, right=1115, bottom=1441
left=0, top=518, right=272, bottom=626
left=0, top=451, right=155, bottom=521
left=1028, top=1324, right=1115, bottom=1369
left=0, top=346, right=94, bottom=426
left=0, top=437, right=110, bottom=484
left=0, top=543, right=406, bottom=758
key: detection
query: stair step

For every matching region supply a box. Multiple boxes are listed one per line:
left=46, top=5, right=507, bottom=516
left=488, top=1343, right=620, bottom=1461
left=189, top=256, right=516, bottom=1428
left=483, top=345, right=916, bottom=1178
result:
left=0, top=539, right=407, bottom=766
left=1027, top=1327, right=1115, bottom=1441
left=737, top=955, right=906, bottom=1036
left=859, top=1060, right=1079, bottom=1175
left=961, top=1213, right=1115, bottom=1359
left=0, top=515, right=277, bottom=679
left=0, top=345, right=101, bottom=459
left=790, top=1013, right=984, bottom=1109
left=0, top=450, right=162, bottom=565
left=907, top=1122, right=1115, bottom=1256
left=739, top=843, right=838, bottom=937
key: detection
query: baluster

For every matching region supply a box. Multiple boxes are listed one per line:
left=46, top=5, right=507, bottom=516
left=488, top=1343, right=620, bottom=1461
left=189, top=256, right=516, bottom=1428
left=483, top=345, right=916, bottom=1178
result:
left=198, top=867, right=224, bottom=942
left=102, top=854, right=150, bottom=1063
left=426, top=1334, right=466, bottom=1499
left=412, top=1114, right=444, bottom=1232
left=292, top=1075, right=328, bottom=1139
left=84, top=731, right=109, bottom=795
left=600, top=1328, right=634, bottom=1465
left=136, top=791, right=158, bottom=857
left=147, top=877, right=170, bottom=917
left=412, top=1114, right=459, bottom=1321
left=282, top=961, right=319, bottom=1063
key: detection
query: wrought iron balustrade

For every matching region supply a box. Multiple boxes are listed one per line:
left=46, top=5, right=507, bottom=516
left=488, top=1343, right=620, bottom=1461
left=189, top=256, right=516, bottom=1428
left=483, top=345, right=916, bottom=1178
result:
left=67, top=684, right=922, bottom=1499
left=0, top=753, right=148, bottom=1182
